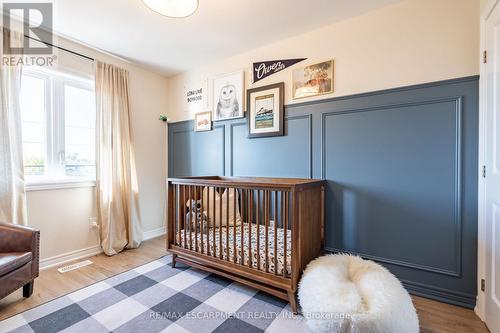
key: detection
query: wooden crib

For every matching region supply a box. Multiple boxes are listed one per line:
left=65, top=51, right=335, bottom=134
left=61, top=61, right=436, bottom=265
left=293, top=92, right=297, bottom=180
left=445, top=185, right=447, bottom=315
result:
left=166, top=176, right=325, bottom=312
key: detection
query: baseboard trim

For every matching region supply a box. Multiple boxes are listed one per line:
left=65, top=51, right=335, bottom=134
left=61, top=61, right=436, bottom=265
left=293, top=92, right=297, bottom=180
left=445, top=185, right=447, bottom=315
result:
left=39, top=227, right=166, bottom=271
left=402, top=280, right=476, bottom=309
left=40, top=245, right=102, bottom=271
left=143, top=226, right=166, bottom=241
left=325, top=248, right=476, bottom=308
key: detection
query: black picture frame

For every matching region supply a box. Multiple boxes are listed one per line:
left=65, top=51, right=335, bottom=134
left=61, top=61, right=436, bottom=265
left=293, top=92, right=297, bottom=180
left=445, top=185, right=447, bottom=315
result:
left=246, top=82, right=284, bottom=138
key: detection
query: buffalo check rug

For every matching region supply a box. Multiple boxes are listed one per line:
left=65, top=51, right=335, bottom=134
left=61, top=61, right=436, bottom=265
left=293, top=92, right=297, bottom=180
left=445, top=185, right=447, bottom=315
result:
left=0, top=256, right=310, bottom=333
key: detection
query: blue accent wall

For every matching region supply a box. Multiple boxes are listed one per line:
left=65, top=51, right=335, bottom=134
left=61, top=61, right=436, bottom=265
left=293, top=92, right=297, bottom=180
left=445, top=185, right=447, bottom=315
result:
left=168, top=76, right=479, bottom=308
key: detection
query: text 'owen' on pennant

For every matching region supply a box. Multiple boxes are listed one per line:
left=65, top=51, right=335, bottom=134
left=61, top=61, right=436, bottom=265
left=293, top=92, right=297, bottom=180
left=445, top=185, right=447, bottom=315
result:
left=253, top=58, right=307, bottom=83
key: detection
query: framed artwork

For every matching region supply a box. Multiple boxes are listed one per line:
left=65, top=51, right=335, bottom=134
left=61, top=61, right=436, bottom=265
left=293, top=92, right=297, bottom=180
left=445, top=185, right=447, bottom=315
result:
left=184, top=79, right=208, bottom=113
left=292, top=59, right=334, bottom=99
left=194, top=111, right=212, bottom=132
left=246, top=82, right=284, bottom=138
left=212, top=70, right=244, bottom=121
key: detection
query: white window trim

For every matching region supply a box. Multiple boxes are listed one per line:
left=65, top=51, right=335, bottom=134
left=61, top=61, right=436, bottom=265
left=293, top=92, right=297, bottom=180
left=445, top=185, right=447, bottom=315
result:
left=22, top=67, right=96, bottom=188
left=26, top=180, right=96, bottom=192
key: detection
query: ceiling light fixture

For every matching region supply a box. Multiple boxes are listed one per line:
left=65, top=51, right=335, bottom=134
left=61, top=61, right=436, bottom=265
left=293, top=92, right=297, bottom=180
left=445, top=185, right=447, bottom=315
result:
left=142, top=0, right=199, bottom=18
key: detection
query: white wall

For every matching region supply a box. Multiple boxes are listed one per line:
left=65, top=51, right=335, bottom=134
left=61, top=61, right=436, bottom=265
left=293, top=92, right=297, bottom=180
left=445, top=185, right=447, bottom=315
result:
left=26, top=36, right=169, bottom=264
left=27, top=187, right=99, bottom=263
left=167, top=0, right=480, bottom=122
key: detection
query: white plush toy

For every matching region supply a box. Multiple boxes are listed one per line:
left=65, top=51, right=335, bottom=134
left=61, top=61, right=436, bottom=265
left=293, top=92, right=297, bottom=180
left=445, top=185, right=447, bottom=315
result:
left=298, top=254, right=419, bottom=333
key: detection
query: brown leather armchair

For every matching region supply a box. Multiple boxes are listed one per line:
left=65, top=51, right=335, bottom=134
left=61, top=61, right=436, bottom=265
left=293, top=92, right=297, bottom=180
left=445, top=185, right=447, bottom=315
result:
left=0, top=222, right=40, bottom=299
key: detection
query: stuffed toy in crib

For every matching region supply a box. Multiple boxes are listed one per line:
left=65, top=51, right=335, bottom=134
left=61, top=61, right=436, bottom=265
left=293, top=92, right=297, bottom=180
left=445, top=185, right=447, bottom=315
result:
left=186, top=199, right=208, bottom=234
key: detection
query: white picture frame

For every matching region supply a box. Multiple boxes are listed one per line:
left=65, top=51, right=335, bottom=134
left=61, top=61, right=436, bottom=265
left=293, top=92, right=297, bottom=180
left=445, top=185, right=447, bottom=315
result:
left=212, top=70, right=244, bottom=121
left=194, top=111, right=212, bottom=132
left=292, top=59, right=334, bottom=99
left=184, top=79, right=208, bottom=113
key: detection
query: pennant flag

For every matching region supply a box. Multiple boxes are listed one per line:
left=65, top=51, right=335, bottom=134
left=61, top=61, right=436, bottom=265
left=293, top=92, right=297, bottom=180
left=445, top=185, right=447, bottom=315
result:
left=253, top=58, right=307, bottom=83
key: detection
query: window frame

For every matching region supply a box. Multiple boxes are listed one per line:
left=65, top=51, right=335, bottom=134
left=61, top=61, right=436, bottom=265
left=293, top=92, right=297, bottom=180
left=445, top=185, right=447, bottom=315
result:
left=21, top=67, right=97, bottom=191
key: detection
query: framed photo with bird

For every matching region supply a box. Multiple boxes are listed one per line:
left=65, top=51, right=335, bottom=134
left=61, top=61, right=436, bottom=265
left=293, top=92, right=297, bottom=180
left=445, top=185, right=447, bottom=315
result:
left=212, top=70, right=245, bottom=121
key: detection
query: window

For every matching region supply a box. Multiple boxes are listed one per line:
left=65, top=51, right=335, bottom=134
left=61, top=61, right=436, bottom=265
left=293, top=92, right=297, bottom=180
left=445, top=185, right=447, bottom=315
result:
left=20, top=67, right=96, bottom=186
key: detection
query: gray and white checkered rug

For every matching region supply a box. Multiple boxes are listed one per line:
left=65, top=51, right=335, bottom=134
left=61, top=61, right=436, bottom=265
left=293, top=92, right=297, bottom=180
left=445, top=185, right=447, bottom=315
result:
left=0, top=256, right=310, bottom=333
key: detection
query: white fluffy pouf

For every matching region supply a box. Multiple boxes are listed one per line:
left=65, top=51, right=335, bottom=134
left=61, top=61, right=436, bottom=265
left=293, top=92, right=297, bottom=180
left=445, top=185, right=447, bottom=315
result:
left=298, top=254, right=419, bottom=333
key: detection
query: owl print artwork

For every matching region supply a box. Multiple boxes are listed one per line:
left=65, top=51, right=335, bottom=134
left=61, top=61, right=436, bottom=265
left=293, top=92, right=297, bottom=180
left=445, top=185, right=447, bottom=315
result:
left=216, top=84, right=239, bottom=119
left=213, top=71, right=244, bottom=121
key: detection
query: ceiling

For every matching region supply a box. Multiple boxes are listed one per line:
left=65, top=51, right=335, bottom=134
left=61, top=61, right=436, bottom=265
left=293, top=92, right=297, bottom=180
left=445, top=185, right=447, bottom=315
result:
left=47, top=0, right=401, bottom=76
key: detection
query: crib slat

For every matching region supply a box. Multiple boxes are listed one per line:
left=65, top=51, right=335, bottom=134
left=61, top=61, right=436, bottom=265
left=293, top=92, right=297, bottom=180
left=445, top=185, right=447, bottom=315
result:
left=214, top=187, right=217, bottom=258
left=219, top=187, right=223, bottom=260
left=173, top=185, right=176, bottom=246
left=265, top=191, right=269, bottom=273
left=198, top=186, right=201, bottom=251
left=226, top=186, right=229, bottom=261
left=201, top=186, right=205, bottom=255
left=199, top=186, right=201, bottom=253
left=187, top=186, right=192, bottom=250
left=177, top=185, right=181, bottom=246
left=233, top=188, right=237, bottom=263
left=194, top=186, right=198, bottom=253
left=212, top=186, right=216, bottom=257
left=199, top=186, right=202, bottom=254
left=248, top=189, right=253, bottom=268
left=256, top=190, right=260, bottom=271
left=173, top=185, right=177, bottom=246
left=206, top=187, right=209, bottom=256
left=283, top=191, right=288, bottom=278
left=274, top=191, right=279, bottom=275
left=191, top=185, right=194, bottom=251
left=176, top=185, right=180, bottom=246
left=241, top=189, right=244, bottom=266
left=182, top=186, right=186, bottom=249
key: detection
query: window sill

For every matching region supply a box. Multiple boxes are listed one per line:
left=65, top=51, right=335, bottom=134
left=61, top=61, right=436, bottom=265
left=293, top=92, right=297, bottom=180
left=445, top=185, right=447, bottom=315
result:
left=26, top=180, right=96, bottom=192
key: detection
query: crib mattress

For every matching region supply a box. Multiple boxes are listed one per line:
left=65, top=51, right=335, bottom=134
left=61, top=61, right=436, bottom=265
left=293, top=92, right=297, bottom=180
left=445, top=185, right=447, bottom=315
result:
left=177, top=223, right=292, bottom=275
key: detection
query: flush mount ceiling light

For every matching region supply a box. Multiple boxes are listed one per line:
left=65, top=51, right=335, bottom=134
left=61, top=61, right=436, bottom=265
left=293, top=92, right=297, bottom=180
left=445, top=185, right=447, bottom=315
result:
left=142, top=0, right=199, bottom=18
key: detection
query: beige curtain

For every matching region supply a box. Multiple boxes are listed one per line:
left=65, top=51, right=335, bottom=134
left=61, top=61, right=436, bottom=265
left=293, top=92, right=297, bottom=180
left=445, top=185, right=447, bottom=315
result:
left=0, top=28, right=27, bottom=225
left=95, top=61, right=142, bottom=255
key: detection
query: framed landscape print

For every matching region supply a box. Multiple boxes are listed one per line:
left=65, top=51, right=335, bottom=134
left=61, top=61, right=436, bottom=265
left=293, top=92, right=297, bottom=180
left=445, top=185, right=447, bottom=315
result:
left=212, top=70, right=245, bottom=121
left=246, top=82, right=284, bottom=138
left=292, top=59, right=334, bottom=99
left=194, top=111, right=212, bottom=132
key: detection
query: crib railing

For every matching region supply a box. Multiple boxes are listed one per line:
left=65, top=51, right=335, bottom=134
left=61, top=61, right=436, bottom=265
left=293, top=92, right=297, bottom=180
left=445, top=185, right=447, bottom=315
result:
left=168, top=180, right=293, bottom=278
left=167, top=176, right=325, bottom=312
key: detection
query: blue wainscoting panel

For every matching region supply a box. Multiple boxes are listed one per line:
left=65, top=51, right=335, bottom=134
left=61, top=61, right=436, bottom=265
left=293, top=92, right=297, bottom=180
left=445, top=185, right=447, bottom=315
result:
left=168, top=76, right=479, bottom=308
left=169, top=122, right=225, bottom=176
left=322, top=97, right=463, bottom=277
left=230, top=115, right=312, bottom=178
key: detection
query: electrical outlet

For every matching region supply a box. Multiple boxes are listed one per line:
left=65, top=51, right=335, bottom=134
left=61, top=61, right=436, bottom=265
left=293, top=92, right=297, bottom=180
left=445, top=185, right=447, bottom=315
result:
left=88, top=217, right=98, bottom=228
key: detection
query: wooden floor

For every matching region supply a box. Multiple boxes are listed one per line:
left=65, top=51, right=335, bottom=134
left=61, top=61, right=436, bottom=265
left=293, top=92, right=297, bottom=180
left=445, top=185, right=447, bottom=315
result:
left=0, top=236, right=489, bottom=333
left=0, top=237, right=167, bottom=321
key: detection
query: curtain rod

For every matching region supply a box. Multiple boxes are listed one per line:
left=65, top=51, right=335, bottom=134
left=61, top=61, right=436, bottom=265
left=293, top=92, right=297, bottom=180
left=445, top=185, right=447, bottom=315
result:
left=24, top=34, right=95, bottom=62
